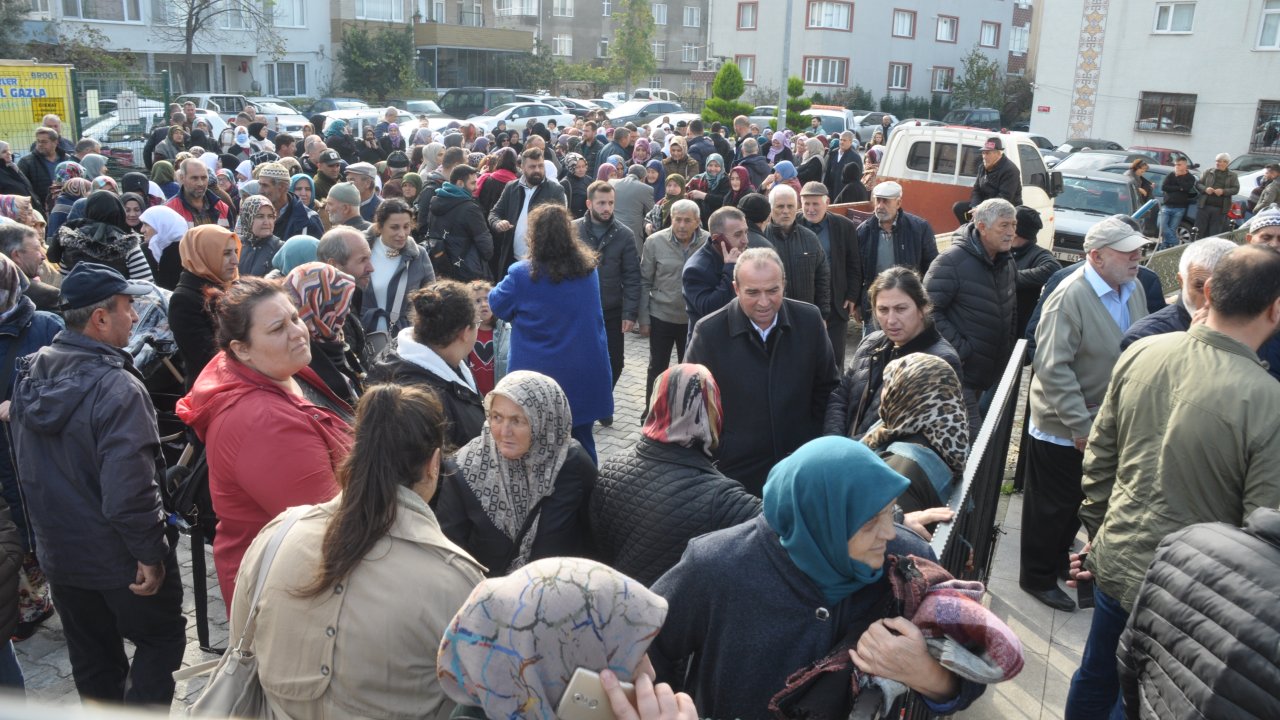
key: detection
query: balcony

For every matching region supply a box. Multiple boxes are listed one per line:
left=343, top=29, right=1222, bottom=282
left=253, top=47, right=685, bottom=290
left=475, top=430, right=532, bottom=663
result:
left=414, top=20, right=533, bottom=52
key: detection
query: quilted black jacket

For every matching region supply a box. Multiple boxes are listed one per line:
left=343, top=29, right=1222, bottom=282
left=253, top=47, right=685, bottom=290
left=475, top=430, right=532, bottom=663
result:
left=591, top=437, right=760, bottom=585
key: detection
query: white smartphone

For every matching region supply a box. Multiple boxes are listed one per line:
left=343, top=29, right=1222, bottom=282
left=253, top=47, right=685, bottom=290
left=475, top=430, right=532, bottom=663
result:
left=556, top=668, right=637, bottom=720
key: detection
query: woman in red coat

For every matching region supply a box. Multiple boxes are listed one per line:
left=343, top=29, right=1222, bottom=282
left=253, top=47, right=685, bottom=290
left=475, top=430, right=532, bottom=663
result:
left=177, top=277, right=353, bottom=610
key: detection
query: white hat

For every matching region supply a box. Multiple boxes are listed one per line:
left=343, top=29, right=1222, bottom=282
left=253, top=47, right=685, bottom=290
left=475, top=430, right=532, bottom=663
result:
left=872, top=181, right=903, bottom=199
left=1083, top=215, right=1150, bottom=253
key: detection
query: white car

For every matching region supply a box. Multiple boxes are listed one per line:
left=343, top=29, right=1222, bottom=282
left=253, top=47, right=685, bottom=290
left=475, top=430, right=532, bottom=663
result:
left=248, top=97, right=309, bottom=136
left=82, top=103, right=229, bottom=168
left=465, top=102, right=574, bottom=135
left=608, top=100, right=685, bottom=126
left=321, top=108, right=422, bottom=142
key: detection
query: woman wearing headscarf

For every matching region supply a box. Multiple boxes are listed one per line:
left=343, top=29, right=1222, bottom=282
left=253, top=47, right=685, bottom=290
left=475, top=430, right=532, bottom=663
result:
left=595, top=162, right=618, bottom=184
left=439, top=557, right=693, bottom=719
left=685, top=153, right=730, bottom=222
left=644, top=173, right=686, bottom=235
left=722, top=166, right=755, bottom=209
left=861, top=354, right=968, bottom=519
left=419, top=141, right=445, bottom=176
left=649, top=436, right=985, bottom=719
left=79, top=153, right=108, bottom=179
left=767, top=132, right=794, bottom=165
left=760, top=159, right=802, bottom=195
left=216, top=168, right=241, bottom=220
left=54, top=190, right=154, bottom=281
left=644, top=158, right=666, bottom=203
left=282, top=261, right=362, bottom=406
left=401, top=172, right=422, bottom=205
left=234, top=194, right=282, bottom=277
left=150, top=159, right=179, bottom=199
left=436, top=370, right=597, bottom=575
left=474, top=147, right=517, bottom=218
left=592, top=364, right=759, bottom=585
left=169, top=225, right=239, bottom=388
left=797, top=137, right=827, bottom=185
left=138, top=204, right=186, bottom=289
left=229, top=384, right=481, bottom=720
left=379, top=122, right=406, bottom=157
left=289, top=173, right=318, bottom=211
left=45, top=177, right=90, bottom=242
left=188, top=127, right=218, bottom=154
left=367, top=280, right=484, bottom=448
left=632, top=137, right=653, bottom=166
left=0, top=141, right=33, bottom=201
left=834, top=160, right=870, bottom=204
left=267, top=234, right=319, bottom=279
left=153, top=125, right=187, bottom=164
left=324, top=118, right=358, bottom=164
left=356, top=125, right=384, bottom=164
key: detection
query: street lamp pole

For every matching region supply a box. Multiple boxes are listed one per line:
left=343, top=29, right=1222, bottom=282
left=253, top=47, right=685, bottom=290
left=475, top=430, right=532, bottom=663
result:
left=776, top=0, right=794, bottom=130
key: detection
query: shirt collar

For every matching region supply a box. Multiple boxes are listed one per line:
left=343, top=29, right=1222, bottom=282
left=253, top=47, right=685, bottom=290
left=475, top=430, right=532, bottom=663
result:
left=752, top=313, right=779, bottom=342
left=1083, top=262, right=1135, bottom=302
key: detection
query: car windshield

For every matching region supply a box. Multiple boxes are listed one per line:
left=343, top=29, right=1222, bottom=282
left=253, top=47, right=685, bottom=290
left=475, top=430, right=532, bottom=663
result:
left=806, top=115, right=845, bottom=134
left=1056, top=177, right=1134, bottom=215
left=1053, top=153, right=1130, bottom=172
left=333, top=101, right=366, bottom=110
left=1230, top=156, right=1273, bottom=172
left=255, top=102, right=295, bottom=115
left=406, top=101, right=442, bottom=113
left=479, top=103, right=518, bottom=117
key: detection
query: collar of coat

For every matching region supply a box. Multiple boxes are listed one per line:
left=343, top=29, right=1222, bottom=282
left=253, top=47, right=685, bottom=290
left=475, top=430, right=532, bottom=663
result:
left=726, top=297, right=794, bottom=338
left=871, top=322, right=943, bottom=359
left=1188, top=323, right=1269, bottom=369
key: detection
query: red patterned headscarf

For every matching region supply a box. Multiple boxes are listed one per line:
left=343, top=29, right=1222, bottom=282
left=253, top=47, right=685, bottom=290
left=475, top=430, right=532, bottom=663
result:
left=282, top=261, right=357, bottom=343
left=641, top=363, right=722, bottom=456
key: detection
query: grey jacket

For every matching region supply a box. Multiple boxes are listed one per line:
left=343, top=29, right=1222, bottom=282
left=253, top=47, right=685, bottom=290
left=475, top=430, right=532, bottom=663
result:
left=610, top=175, right=656, bottom=254
left=640, top=227, right=708, bottom=325
left=10, top=331, right=169, bottom=589
left=574, top=215, right=641, bottom=321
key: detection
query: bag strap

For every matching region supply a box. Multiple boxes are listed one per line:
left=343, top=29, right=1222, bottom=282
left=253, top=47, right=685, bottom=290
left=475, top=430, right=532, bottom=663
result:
left=499, top=497, right=548, bottom=573
left=386, top=264, right=412, bottom=327
left=233, top=505, right=309, bottom=652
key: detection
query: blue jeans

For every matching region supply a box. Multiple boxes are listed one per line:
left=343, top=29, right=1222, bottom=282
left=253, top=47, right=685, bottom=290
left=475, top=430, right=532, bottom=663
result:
left=570, top=423, right=597, bottom=465
left=1158, top=206, right=1186, bottom=249
left=1065, top=587, right=1128, bottom=720
left=0, top=640, right=23, bottom=692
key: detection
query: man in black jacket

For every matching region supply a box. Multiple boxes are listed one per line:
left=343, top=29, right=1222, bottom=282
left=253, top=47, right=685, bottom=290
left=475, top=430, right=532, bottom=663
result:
left=487, top=148, right=567, bottom=278
left=682, top=205, right=773, bottom=335
left=764, top=185, right=831, bottom=320
left=1010, top=205, right=1060, bottom=339
left=799, top=181, right=860, bottom=367
left=428, top=165, right=494, bottom=282
left=925, top=198, right=1018, bottom=434
left=687, top=248, right=838, bottom=495
left=1158, top=157, right=1197, bottom=250
left=823, top=131, right=862, bottom=202
left=953, top=136, right=1022, bottom=223
left=17, top=128, right=67, bottom=212
left=855, top=181, right=939, bottom=319
left=574, top=181, right=641, bottom=388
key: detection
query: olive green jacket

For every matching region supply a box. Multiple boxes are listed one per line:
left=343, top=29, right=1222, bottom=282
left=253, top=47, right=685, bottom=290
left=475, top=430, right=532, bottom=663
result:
left=1080, top=324, right=1280, bottom=611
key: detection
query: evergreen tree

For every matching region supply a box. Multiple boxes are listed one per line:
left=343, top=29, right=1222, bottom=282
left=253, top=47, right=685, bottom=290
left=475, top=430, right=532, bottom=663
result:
left=702, top=62, right=754, bottom=127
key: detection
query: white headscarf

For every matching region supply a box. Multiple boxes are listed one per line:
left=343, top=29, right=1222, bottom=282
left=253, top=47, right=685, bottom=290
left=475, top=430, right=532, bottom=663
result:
left=140, top=205, right=189, bottom=261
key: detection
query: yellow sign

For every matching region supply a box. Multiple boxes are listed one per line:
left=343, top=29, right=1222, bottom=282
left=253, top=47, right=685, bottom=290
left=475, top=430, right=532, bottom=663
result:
left=0, top=63, right=75, bottom=149
left=31, top=98, right=66, bottom=124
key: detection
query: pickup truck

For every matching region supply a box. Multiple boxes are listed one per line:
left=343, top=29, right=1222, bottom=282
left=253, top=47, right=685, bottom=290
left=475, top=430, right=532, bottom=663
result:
left=831, top=125, right=1062, bottom=252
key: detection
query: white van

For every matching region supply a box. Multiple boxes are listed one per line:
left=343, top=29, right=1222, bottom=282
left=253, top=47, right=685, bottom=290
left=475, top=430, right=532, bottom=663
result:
left=631, top=88, right=680, bottom=103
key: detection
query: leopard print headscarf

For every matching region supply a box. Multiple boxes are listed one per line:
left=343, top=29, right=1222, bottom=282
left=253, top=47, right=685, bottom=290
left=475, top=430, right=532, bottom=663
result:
left=861, top=353, right=969, bottom=474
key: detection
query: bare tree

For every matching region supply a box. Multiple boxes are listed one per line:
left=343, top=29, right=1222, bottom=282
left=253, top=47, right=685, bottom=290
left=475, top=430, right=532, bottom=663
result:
left=150, top=0, right=287, bottom=92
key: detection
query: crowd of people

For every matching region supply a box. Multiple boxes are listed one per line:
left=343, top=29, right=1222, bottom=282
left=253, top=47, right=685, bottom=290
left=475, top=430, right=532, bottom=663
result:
left=0, top=102, right=1275, bottom=720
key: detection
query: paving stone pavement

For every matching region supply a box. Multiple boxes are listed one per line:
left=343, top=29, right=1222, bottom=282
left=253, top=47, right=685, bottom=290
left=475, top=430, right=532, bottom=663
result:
left=11, top=330, right=1070, bottom=717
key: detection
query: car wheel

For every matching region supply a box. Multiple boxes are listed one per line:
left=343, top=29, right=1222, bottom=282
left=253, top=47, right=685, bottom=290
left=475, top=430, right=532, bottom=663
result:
left=1176, top=221, right=1196, bottom=245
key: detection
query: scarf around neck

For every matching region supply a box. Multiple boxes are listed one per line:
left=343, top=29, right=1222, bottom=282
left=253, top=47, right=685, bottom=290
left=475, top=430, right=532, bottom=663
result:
left=862, top=353, right=970, bottom=474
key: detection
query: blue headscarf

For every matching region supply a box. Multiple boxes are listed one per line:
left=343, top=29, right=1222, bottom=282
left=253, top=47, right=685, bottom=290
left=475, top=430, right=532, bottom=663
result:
left=645, top=159, right=666, bottom=202
left=775, top=160, right=798, bottom=180
left=763, top=436, right=909, bottom=606
left=271, top=235, right=320, bottom=274
left=289, top=173, right=315, bottom=208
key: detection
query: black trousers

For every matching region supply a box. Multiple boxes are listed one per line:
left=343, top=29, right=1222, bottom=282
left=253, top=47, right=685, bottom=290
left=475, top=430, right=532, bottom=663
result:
left=50, top=549, right=186, bottom=706
left=1020, top=437, right=1085, bottom=590
left=1196, top=204, right=1228, bottom=237
left=645, top=316, right=688, bottom=411
left=827, top=313, right=849, bottom=370
left=953, top=201, right=974, bottom=224
left=604, top=307, right=625, bottom=388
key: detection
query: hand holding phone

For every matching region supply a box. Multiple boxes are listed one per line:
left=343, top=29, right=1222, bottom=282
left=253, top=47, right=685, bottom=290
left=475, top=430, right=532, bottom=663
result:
left=1074, top=552, right=1095, bottom=609
left=557, top=668, right=697, bottom=720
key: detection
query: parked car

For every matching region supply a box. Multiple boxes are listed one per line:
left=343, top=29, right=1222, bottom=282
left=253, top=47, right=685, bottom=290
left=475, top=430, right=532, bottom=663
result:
left=1128, top=146, right=1196, bottom=168
left=1044, top=137, right=1128, bottom=166
left=1051, top=150, right=1148, bottom=173
left=632, top=88, right=680, bottom=103
left=852, top=111, right=898, bottom=144
left=1008, top=131, right=1056, bottom=153
left=247, top=97, right=309, bottom=136
left=1096, top=162, right=1190, bottom=240
left=556, top=98, right=599, bottom=117
left=304, top=97, right=368, bottom=115
left=749, top=105, right=778, bottom=128
left=175, top=92, right=253, bottom=124
left=602, top=91, right=628, bottom=103
left=382, top=99, right=453, bottom=121
left=465, top=102, right=574, bottom=135
left=1052, top=171, right=1149, bottom=259
left=1229, top=153, right=1279, bottom=173
left=438, top=87, right=517, bottom=121
left=644, top=112, right=702, bottom=134
left=941, top=107, right=1003, bottom=131
left=608, top=100, right=684, bottom=126
left=82, top=102, right=228, bottom=168
left=588, top=98, right=617, bottom=112
left=803, top=107, right=859, bottom=136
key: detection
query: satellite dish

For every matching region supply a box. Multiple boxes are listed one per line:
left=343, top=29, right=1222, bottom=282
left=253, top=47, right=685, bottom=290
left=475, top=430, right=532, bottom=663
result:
left=251, top=80, right=262, bottom=93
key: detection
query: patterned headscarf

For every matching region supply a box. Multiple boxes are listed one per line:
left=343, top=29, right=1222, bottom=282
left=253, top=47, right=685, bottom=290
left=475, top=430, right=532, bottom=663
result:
left=641, top=364, right=722, bottom=456
left=92, top=175, right=119, bottom=194
left=283, top=262, right=356, bottom=342
left=0, top=253, right=29, bottom=317
left=61, top=177, right=92, bottom=200
left=862, top=353, right=970, bottom=474
left=53, top=161, right=86, bottom=185
left=438, top=557, right=668, bottom=720
left=235, top=195, right=273, bottom=239
left=179, top=225, right=240, bottom=285
left=0, top=195, right=30, bottom=223
left=453, top=371, right=574, bottom=573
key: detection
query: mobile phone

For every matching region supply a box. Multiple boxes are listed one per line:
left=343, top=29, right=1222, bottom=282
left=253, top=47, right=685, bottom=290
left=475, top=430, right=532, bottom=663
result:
left=1075, top=552, right=1095, bottom=609
left=557, top=668, right=636, bottom=720
left=710, top=232, right=728, bottom=252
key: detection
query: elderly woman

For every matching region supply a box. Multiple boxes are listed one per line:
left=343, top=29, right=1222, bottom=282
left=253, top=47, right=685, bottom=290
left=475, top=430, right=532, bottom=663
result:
left=362, top=198, right=434, bottom=350
left=139, top=204, right=187, bottom=289
left=826, top=267, right=961, bottom=438
left=488, top=204, right=612, bottom=460
left=169, top=225, right=239, bottom=389
left=650, top=436, right=986, bottom=718
left=153, top=125, right=186, bottom=164
left=685, top=153, right=730, bottom=221
left=151, top=160, right=179, bottom=199
left=368, top=280, right=485, bottom=449
left=436, top=371, right=597, bottom=576
left=558, top=152, right=590, bottom=219
left=177, top=278, right=353, bottom=610
left=283, top=261, right=362, bottom=406
left=234, top=195, right=281, bottom=277
left=593, top=364, right=759, bottom=585
left=230, top=384, right=482, bottom=720
left=439, top=557, right=694, bottom=720
left=645, top=173, right=686, bottom=235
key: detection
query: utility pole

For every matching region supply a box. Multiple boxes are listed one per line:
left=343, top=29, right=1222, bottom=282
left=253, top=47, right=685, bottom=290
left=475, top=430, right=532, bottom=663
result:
left=776, top=0, right=793, bottom=129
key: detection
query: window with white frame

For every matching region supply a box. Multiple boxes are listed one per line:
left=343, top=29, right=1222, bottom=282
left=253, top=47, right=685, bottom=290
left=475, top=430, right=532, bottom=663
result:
left=273, top=0, right=304, bottom=26
left=648, top=75, right=662, bottom=89
left=807, top=1, right=852, bottom=30
left=267, top=62, right=307, bottom=97
left=980, top=21, right=1000, bottom=47
left=553, top=0, right=573, bottom=17
left=652, top=3, right=666, bottom=24
left=218, top=2, right=248, bottom=30
left=1153, top=2, right=1194, bottom=33
left=552, top=35, right=573, bottom=56
left=598, top=39, right=609, bottom=57
left=888, top=62, right=910, bottom=90
left=932, top=67, right=953, bottom=92
left=804, top=57, right=847, bottom=85
left=682, top=43, right=699, bottom=63
left=357, top=0, right=404, bottom=21
left=737, top=2, right=756, bottom=29
left=1261, top=0, right=1280, bottom=48
left=62, top=0, right=140, bottom=21
left=28, top=0, right=50, bottom=14
left=683, top=5, right=699, bottom=26
left=936, top=15, right=958, bottom=42
left=432, top=0, right=445, bottom=21
left=652, top=42, right=666, bottom=61
left=735, top=55, right=755, bottom=82
left=892, top=9, right=915, bottom=38
left=602, top=0, right=609, bottom=15
left=1010, top=25, right=1029, bottom=53
left=495, top=0, right=536, bottom=16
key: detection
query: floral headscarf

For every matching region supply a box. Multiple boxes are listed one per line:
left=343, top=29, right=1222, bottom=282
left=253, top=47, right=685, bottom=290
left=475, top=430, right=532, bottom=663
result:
left=92, top=175, right=119, bottom=194
left=862, top=353, right=970, bottom=474
left=453, top=371, right=574, bottom=574
left=641, top=364, right=722, bottom=456
left=235, top=195, right=273, bottom=240
left=438, top=557, right=668, bottom=720
left=61, top=177, right=92, bottom=200
left=54, top=161, right=87, bottom=186
left=283, top=261, right=356, bottom=342
left=0, top=195, right=31, bottom=224
left=180, top=225, right=240, bottom=285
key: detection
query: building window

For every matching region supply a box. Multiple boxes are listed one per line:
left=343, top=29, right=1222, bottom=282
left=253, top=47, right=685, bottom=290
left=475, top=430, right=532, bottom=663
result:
left=495, top=0, right=536, bottom=16
left=553, top=0, right=573, bottom=17
left=1010, top=25, right=1029, bottom=53
left=682, top=43, right=700, bottom=63
left=803, top=56, right=848, bottom=86
left=271, top=0, right=304, bottom=26
left=892, top=9, right=915, bottom=38
left=1260, top=0, right=1280, bottom=48
left=156, top=60, right=211, bottom=92
left=1136, top=91, right=1196, bottom=133
left=60, top=0, right=140, bottom=21
left=652, top=3, right=666, bottom=24
left=652, top=42, right=665, bottom=61
left=267, top=62, right=307, bottom=97
left=936, top=15, right=958, bottom=42
left=552, top=35, right=573, bottom=56
left=932, top=66, right=953, bottom=93
left=29, top=0, right=51, bottom=14
left=683, top=5, right=699, bottom=26
left=218, top=3, right=248, bottom=29
left=649, top=75, right=662, bottom=89
left=737, top=2, right=757, bottom=29
left=807, top=1, right=852, bottom=31
left=356, top=0, right=405, bottom=21
left=735, top=55, right=755, bottom=83
left=602, top=0, right=609, bottom=16
left=980, top=21, right=1000, bottom=47
left=598, top=39, right=609, bottom=57
left=1153, top=2, right=1195, bottom=33
left=888, top=62, right=911, bottom=91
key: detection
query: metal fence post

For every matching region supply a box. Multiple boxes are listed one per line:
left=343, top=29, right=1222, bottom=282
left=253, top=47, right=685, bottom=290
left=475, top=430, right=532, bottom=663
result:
left=69, top=68, right=81, bottom=140
left=162, top=70, right=171, bottom=110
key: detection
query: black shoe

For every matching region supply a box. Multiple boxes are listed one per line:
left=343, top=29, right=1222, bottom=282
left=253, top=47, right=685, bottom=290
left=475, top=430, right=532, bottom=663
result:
left=12, top=606, right=54, bottom=641
left=1021, top=584, right=1076, bottom=612
left=599, top=416, right=613, bottom=427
